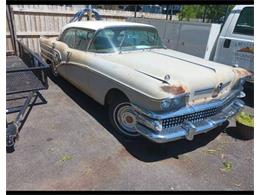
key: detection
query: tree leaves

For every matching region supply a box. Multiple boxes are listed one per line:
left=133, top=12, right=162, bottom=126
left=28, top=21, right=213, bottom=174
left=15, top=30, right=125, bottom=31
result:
left=178, top=5, right=235, bottom=23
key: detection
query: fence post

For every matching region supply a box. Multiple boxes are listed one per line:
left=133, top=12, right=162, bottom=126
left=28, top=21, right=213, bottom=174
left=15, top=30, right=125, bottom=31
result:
left=166, top=5, right=169, bottom=20
left=170, top=5, right=173, bottom=20
left=6, top=5, right=18, bottom=55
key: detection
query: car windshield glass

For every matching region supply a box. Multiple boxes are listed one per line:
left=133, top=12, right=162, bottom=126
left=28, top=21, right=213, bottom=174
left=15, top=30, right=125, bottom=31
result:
left=88, top=26, right=164, bottom=53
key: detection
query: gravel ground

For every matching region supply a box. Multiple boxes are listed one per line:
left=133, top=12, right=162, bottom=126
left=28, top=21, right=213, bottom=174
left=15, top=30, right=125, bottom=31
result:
left=6, top=75, right=254, bottom=191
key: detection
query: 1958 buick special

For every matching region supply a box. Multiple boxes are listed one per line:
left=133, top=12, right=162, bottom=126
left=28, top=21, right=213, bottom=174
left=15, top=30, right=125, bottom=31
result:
left=40, top=21, right=251, bottom=143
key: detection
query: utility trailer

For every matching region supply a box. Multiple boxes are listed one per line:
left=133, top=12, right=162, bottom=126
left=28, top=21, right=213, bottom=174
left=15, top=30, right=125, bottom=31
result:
left=6, top=40, right=49, bottom=152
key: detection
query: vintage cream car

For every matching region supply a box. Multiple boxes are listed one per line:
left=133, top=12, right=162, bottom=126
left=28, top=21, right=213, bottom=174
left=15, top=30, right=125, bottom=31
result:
left=40, top=21, right=251, bottom=143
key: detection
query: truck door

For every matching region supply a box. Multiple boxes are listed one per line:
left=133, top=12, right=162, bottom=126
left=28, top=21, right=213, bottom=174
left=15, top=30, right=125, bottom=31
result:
left=214, top=6, right=254, bottom=74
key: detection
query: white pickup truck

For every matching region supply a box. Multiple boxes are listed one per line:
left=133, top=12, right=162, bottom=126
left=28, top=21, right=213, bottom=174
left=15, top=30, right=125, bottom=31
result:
left=213, top=5, right=253, bottom=80
left=127, top=5, right=254, bottom=82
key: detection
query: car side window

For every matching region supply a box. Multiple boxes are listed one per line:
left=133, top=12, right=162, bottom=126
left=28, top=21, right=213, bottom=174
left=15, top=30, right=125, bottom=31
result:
left=88, top=29, right=116, bottom=53
left=74, top=29, right=95, bottom=51
left=60, top=29, right=75, bottom=48
left=233, top=7, right=254, bottom=36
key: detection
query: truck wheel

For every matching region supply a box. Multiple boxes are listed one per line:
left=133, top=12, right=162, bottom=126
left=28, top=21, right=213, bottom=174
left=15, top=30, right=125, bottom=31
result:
left=108, top=96, right=140, bottom=137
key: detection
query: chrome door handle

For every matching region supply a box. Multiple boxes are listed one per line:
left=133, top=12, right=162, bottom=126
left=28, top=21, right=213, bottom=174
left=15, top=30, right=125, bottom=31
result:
left=223, top=39, right=231, bottom=48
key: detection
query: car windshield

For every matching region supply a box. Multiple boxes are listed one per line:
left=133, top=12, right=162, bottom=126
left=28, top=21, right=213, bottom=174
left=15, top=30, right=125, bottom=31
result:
left=88, top=26, right=165, bottom=53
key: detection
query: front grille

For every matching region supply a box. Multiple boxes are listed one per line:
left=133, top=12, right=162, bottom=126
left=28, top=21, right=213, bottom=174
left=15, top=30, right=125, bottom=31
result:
left=162, top=106, right=223, bottom=129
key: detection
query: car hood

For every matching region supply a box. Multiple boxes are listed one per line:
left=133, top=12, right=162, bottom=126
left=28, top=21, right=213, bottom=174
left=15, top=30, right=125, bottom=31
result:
left=97, top=48, right=238, bottom=103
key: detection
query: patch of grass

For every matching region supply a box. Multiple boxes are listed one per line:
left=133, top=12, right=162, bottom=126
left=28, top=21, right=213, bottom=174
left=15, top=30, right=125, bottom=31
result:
left=61, top=154, right=72, bottom=161
left=11, top=63, right=18, bottom=67
left=233, top=182, right=241, bottom=187
left=83, top=167, right=92, bottom=176
left=47, top=148, right=54, bottom=152
left=236, top=111, right=254, bottom=127
left=205, top=149, right=218, bottom=155
left=220, top=161, right=232, bottom=172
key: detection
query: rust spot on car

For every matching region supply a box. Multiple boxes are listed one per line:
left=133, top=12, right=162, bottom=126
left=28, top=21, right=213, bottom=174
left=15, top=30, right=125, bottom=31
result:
left=126, top=116, right=134, bottom=123
left=161, top=84, right=187, bottom=95
left=237, top=47, right=254, bottom=54
left=233, top=68, right=252, bottom=78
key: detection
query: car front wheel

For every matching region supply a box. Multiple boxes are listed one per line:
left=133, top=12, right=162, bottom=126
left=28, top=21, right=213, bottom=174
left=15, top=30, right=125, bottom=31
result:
left=109, top=96, right=140, bottom=137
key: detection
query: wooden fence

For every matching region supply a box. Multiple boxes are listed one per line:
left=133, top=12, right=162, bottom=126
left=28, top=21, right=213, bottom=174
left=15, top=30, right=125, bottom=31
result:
left=6, top=5, right=171, bottom=54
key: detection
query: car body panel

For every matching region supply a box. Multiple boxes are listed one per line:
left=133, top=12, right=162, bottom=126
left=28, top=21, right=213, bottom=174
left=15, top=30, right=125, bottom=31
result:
left=39, top=21, right=251, bottom=113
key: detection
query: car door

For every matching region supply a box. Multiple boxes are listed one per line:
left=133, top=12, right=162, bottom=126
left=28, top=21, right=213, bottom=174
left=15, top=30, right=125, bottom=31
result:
left=214, top=6, right=254, bottom=73
left=64, top=28, right=95, bottom=95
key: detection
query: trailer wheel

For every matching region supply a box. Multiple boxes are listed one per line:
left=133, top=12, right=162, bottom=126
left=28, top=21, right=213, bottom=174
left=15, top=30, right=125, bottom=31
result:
left=6, top=144, right=15, bottom=153
left=6, top=122, right=17, bottom=153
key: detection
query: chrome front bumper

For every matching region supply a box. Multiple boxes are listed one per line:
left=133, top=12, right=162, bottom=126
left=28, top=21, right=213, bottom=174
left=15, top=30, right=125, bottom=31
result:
left=133, top=90, right=245, bottom=143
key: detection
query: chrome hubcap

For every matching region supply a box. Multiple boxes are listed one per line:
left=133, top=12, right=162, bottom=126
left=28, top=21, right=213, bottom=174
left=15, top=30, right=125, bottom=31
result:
left=114, top=103, right=138, bottom=136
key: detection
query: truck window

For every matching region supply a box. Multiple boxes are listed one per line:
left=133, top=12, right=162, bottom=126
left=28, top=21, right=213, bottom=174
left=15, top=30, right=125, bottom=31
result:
left=233, top=7, right=254, bottom=36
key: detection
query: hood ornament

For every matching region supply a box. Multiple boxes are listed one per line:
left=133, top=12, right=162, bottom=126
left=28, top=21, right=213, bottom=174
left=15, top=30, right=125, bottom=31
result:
left=164, top=74, right=171, bottom=82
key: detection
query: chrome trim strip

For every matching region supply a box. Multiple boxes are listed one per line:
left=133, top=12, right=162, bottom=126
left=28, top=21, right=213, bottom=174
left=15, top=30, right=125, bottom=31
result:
left=194, top=87, right=214, bottom=96
left=194, top=81, right=231, bottom=96
left=151, top=50, right=216, bottom=73
left=135, top=69, right=170, bottom=84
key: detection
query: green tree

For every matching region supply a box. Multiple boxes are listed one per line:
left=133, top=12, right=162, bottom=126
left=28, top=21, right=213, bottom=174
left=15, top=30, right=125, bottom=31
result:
left=178, top=5, right=234, bottom=23
left=178, top=5, right=198, bottom=21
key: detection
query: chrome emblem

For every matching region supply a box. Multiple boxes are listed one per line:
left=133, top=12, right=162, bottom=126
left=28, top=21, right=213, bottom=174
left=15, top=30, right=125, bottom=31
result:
left=212, top=83, right=223, bottom=98
left=164, top=74, right=171, bottom=81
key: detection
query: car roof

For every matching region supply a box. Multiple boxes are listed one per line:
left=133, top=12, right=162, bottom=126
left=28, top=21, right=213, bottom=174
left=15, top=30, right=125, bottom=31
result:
left=62, top=21, right=155, bottom=32
left=232, top=5, right=253, bottom=11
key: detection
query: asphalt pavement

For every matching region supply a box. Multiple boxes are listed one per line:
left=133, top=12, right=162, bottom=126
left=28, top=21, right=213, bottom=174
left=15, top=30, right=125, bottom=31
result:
left=6, top=74, right=254, bottom=190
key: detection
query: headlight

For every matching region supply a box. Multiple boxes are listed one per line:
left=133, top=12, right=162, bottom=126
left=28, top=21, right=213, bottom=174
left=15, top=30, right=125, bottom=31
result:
left=160, top=98, right=172, bottom=111
left=160, top=94, right=189, bottom=111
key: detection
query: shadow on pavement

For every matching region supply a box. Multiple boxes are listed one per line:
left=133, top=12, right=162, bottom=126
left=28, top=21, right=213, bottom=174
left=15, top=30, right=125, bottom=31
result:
left=49, top=73, right=229, bottom=162
left=242, top=82, right=254, bottom=108
left=225, top=126, right=254, bottom=141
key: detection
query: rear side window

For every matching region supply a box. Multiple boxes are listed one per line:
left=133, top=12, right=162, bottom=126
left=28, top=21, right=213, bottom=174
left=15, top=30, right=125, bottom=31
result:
left=233, top=7, right=254, bottom=36
left=60, top=29, right=75, bottom=48
left=74, top=29, right=95, bottom=51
